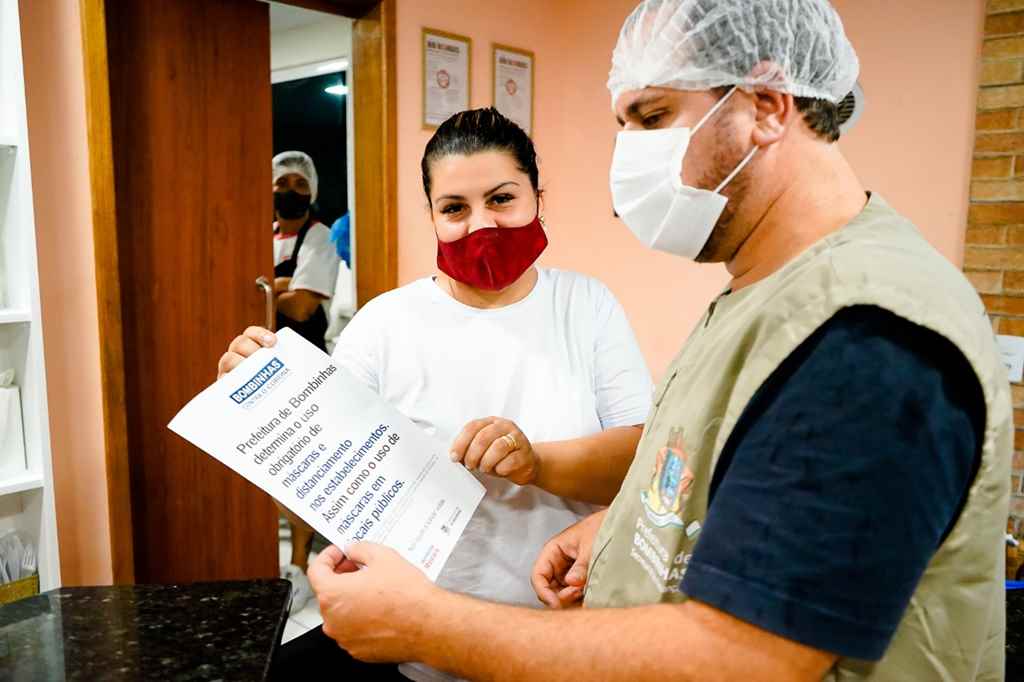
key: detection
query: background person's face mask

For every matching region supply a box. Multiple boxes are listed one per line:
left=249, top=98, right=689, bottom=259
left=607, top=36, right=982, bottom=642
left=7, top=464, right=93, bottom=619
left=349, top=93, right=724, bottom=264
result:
left=274, top=190, right=312, bottom=220
left=610, top=87, right=758, bottom=260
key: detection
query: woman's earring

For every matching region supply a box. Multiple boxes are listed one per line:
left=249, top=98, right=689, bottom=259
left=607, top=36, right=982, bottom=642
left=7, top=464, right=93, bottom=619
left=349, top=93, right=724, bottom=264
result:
left=539, top=215, right=546, bottom=227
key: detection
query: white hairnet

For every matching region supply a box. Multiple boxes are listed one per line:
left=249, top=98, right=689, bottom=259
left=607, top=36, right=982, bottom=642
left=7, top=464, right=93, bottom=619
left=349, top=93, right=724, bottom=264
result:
left=608, top=0, right=859, bottom=106
left=272, top=150, right=319, bottom=202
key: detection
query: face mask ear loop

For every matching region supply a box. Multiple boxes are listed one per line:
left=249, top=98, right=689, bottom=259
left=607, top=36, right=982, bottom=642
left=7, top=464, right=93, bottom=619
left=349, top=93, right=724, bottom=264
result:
left=714, top=145, right=759, bottom=194
left=669, top=86, right=739, bottom=192
left=692, top=86, right=738, bottom=136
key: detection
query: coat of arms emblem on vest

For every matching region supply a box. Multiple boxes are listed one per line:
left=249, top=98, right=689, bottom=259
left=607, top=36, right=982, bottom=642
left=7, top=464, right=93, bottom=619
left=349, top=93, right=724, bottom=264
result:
left=641, top=427, right=693, bottom=528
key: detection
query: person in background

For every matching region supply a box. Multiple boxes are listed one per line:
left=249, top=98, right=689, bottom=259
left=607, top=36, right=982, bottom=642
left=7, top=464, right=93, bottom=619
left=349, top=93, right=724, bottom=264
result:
left=325, top=212, right=356, bottom=353
left=220, top=108, right=652, bottom=680
left=271, top=150, right=340, bottom=612
left=273, top=151, right=340, bottom=351
left=293, top=1, right=1011, bottom=680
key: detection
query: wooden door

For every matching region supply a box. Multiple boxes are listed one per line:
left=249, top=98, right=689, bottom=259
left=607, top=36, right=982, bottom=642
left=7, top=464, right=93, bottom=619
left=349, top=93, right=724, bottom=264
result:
left=104, top=0, right=278, bottom=583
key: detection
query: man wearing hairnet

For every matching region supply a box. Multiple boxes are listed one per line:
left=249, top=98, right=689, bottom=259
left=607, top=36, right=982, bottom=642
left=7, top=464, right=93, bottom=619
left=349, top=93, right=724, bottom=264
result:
left=303, top=1, right=1011, bottom=680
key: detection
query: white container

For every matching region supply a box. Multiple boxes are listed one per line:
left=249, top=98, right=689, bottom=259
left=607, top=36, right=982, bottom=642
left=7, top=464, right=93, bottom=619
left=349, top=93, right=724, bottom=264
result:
left=0, top=385, right=26, bottom=477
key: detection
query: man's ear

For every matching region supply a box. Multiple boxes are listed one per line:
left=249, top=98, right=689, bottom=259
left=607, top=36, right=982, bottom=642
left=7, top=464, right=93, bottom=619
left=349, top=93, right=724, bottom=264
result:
left=750, top=88, right=796, bottom=147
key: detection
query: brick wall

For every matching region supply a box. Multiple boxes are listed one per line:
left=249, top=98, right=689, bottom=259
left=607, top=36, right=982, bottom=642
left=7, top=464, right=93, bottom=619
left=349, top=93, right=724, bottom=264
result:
left=968, top=0, right=1024, bottom=536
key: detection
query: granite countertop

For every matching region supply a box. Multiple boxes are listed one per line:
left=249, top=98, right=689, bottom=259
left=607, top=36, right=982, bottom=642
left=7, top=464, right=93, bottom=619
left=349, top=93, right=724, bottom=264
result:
left=0, top=580, right=290, bottom=681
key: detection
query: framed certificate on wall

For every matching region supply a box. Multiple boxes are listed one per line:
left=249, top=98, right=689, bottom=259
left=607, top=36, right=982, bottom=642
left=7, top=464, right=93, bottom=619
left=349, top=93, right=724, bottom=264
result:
left=423, top=28, right=472, bottom=129
left=492, top=44, right=534, bottom=136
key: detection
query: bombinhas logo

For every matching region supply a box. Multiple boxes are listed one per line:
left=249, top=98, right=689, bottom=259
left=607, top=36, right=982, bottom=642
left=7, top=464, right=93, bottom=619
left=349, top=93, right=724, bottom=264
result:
left=230, top=358, right=285, bottom=405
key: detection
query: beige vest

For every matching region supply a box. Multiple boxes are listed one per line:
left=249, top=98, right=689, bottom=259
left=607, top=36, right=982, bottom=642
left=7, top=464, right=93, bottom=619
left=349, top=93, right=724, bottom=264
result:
left=585, top=195, right=1011, bottom=681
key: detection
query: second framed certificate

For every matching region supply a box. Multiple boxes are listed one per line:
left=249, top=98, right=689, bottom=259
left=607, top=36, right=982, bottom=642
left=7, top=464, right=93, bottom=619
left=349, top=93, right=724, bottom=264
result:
left=493, top=44, right=534, bottom=136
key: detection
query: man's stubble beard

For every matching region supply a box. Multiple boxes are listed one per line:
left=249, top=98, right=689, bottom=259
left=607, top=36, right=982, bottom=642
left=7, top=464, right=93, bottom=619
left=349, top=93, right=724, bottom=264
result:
left=693, top=117, right=753, bottom=265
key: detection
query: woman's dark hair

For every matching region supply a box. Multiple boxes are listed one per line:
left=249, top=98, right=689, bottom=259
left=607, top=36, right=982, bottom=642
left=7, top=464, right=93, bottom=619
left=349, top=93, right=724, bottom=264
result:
left=421, top=107, right=539, bottom=203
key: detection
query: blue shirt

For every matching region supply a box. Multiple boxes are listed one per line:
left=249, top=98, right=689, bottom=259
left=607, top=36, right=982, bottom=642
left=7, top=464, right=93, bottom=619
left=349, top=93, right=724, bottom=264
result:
left=330, top=213, right=351, bottom=267
left=681, top=305, right=984, bottom=661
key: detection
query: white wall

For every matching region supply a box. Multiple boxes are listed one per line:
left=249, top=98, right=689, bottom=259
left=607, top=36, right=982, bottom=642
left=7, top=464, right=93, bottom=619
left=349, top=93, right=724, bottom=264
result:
left=270, top=13, right=352, bottom=72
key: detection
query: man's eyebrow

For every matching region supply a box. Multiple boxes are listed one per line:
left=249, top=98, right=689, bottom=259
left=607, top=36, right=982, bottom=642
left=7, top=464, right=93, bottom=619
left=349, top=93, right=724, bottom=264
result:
left=617, top=94, right=666, bottom=126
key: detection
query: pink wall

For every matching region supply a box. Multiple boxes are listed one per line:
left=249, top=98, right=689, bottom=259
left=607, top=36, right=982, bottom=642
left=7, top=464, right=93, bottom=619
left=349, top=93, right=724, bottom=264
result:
left=394, top=0, right=986, bottom=377
left=542, top=0, right=729, bottom=377
left=833, top=0, right=985, bottom=267
left=19, top=0, right=113, bottom=585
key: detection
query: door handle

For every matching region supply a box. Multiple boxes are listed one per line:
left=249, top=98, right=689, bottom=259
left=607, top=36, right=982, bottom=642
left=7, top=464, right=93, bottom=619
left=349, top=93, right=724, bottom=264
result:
left=255, top=276, right=275, bottom=331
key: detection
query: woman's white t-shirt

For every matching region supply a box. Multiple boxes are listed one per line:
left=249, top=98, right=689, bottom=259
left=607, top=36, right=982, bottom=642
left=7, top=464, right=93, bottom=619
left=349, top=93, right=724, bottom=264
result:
left=331, top=267, right=652, bottom=681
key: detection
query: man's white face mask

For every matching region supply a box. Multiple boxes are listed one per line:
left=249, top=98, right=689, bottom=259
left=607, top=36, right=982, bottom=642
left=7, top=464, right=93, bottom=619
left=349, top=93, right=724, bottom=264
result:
left=610, top=86, right=758, bottom=260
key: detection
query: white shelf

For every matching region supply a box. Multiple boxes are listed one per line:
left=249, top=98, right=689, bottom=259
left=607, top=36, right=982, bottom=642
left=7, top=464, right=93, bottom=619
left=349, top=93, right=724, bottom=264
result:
left=0, top=472, right=43, bottom=497
left=0, top=309, right=30, bottom=324
left=0, top=1, right=59, bottom=591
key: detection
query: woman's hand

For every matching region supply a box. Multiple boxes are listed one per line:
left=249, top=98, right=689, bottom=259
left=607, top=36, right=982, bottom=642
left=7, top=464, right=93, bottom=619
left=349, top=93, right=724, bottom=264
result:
left=217, top=326, right=276, bottom=379
left=449, top=417, right=537, bottom=486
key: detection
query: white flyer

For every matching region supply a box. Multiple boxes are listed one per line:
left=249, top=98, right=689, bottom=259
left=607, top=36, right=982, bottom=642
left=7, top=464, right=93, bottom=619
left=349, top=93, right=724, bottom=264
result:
left=168, top=328, right=484, bottom=581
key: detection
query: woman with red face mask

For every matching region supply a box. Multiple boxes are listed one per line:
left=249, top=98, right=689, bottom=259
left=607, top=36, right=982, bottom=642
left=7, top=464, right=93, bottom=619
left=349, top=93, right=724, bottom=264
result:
left=219, top=108, right=652, bottom=680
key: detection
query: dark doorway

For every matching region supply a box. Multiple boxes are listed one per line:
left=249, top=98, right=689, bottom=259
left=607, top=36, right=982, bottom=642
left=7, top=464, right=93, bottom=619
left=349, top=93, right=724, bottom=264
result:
left=272, top=71, right=349, bottom=226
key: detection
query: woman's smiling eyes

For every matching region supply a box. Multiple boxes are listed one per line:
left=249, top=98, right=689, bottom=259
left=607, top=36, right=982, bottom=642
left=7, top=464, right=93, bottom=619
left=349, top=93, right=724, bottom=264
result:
left=439, top=193, right=517, bottom=216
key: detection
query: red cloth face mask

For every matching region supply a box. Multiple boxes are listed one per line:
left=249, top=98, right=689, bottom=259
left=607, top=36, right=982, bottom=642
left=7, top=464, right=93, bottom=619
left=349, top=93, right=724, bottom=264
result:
left=436, top=215, right=548, bottom=291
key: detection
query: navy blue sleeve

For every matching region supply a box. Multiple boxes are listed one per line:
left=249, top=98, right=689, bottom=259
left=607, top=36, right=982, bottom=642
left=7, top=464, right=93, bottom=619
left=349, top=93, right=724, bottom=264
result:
left=680, top=305, right=984, bottom=661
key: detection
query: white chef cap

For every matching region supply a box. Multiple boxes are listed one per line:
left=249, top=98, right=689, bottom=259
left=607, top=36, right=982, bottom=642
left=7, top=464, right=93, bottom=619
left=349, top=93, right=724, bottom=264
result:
left=608, top=0, right=859, bottom=107
left=272, top=150, right=319, bottom=202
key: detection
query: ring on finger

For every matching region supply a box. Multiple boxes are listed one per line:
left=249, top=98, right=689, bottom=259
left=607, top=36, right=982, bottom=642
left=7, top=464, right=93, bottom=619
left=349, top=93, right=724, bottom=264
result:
left=501, top=433, right=518, bottom=451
